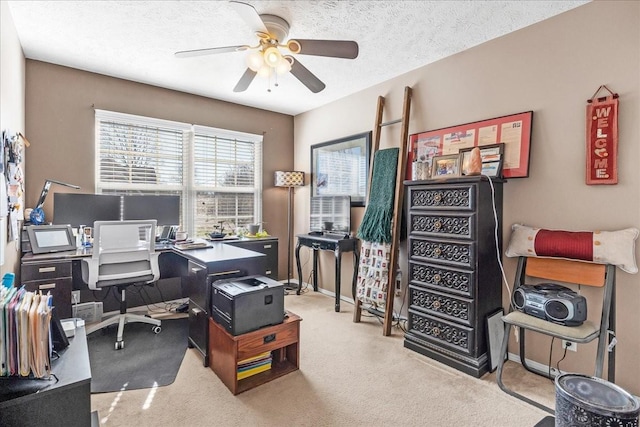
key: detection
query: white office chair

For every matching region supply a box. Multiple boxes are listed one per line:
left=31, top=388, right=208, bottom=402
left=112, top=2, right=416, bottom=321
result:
left=81, top=220, right=162, bottom=350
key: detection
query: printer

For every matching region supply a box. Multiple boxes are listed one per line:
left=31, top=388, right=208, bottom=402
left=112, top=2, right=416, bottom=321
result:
left=211, top=275, right=284, bottom=335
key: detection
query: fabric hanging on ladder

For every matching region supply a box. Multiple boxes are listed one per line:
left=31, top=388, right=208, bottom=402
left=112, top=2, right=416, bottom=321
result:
left=355, top=147, right=399, bottom=308
left=356, top=148, right=399, bottom=244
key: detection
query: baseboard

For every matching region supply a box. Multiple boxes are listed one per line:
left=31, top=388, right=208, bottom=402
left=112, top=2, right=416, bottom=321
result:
left=507, top=352, right=563, bottom=377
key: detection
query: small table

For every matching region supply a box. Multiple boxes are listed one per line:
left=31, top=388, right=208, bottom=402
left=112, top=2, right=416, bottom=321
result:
left=208, top=312, right=301, bottom=395
left=295, top=234, right=359, bottom=312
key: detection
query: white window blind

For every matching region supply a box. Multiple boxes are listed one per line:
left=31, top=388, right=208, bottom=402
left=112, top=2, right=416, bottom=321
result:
left=95, top=110, right=262, bottom=237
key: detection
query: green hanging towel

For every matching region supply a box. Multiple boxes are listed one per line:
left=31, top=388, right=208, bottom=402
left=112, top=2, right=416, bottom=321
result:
left=357, top=148, right=399, bottom=244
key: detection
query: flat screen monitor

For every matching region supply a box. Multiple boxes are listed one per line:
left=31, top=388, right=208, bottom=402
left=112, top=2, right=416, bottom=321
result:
left=123, top=195, right=180, bottom=226
left=26, top=224, right=77, bottom=254
left=53, top=193, right=121, bottom=227
left=309, top=196, right=351, bottom=233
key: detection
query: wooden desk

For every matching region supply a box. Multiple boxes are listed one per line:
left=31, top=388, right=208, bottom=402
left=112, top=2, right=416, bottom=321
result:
left=295, top=234, right=359, bottom=312
left=209, top=312, right=301, bottom=395
left=0, top=326, right=93, bottom=427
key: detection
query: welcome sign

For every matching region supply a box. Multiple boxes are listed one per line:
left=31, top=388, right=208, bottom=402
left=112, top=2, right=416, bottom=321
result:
left=586, top=88, right=619, bottom=185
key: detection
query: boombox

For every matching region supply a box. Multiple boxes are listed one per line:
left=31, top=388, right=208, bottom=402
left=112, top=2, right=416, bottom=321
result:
left=512, top=283, right=587, bottom=326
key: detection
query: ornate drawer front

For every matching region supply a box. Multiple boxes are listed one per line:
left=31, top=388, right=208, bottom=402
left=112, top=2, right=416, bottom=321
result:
left=409, top=184, right=475, bottom=211
left=410, top=213, right=475, bottom=240
left=409, top=261, right=473, bottom=298
left=409, top=237, right=475, bottom=269
left=408, top=309, right=474, bottom=355
left=409, top=286, right=473, bottom=327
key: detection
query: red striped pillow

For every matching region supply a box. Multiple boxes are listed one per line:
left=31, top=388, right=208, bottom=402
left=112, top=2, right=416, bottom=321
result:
left=505, top=224, right=639, bottom=274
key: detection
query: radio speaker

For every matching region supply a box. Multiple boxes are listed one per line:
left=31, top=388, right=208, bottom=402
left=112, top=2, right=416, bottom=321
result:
left=512, top=283, right=587, bottom=326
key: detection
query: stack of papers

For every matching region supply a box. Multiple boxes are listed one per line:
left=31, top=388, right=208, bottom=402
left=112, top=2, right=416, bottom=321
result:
left=0, top=286, right=53, bottom=378
left=237, top=351, right=272, bottom=380
left=174, top=241, right=211, bottom=250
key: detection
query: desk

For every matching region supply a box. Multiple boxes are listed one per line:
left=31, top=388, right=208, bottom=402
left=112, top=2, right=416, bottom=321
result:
left=0, top=326, right=93, bottom=427
left=295, top=234, right=359, bottom=312
left=20, top=241, right=266, bottom=367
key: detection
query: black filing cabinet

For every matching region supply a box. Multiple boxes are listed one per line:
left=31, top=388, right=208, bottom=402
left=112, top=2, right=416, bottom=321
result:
left=21, top=259, right=73, bottom=319
left=182, top=245, right=265, bottom=366
left=225, top=237, right=278, bottom=280
left=403, top=177, right=503, bottom=378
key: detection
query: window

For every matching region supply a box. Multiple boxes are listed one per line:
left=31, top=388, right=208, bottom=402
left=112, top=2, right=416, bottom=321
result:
left=95, top=110, right=263, bottom=237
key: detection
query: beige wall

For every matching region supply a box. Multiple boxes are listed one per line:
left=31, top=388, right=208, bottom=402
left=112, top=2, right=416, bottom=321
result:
left=293, top=1, right=640, bottom=394
left=0, top=1, right=25, bottom=278
left=24, top=61, right=295, bottom=281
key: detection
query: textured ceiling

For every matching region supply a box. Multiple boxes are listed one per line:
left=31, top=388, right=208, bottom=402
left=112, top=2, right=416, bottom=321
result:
left=7, top=0, right=589, bottom=116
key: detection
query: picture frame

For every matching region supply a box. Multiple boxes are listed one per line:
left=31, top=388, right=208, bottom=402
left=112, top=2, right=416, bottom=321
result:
left=431, top=154, right=462, bottom=178
left=486, top=308, right=506, bottom=373
left=407, top=111, right=533, bottom=179
left=460, top=143, right=505, bottom=177
left=311, top=131, right=372, bottom=207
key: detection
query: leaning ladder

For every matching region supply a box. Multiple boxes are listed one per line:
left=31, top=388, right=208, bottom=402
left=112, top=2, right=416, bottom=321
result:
left=353, top=86, right=412, bottom=336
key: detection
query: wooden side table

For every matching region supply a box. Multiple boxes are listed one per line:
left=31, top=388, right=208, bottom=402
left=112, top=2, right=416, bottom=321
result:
left=208, top=312, right=301, bottom=395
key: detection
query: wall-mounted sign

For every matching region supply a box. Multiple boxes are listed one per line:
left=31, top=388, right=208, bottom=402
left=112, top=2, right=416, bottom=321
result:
left=586, top=86, right=619, bottom=185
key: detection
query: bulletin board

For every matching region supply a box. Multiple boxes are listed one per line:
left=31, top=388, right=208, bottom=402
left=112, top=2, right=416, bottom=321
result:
left=408, top=111, right=533, bottom=179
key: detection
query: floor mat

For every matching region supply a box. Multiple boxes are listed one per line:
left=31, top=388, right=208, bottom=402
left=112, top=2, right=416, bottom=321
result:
left=87, top=318, right=188, bottom=393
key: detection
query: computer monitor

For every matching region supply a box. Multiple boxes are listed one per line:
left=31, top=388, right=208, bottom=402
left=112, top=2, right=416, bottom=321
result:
left=122, top=195, right=180, bottom=226
left=26, top=224, right=77, bottom=254
left=53, top=193, right=121, bottom=227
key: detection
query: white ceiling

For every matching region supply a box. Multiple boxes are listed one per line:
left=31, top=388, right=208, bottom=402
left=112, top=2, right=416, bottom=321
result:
left=7, top=0, right=589, bottom=116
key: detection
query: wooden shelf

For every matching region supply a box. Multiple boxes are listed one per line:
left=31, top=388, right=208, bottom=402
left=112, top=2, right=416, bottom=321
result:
left=208, top=312, right=301, bottom=395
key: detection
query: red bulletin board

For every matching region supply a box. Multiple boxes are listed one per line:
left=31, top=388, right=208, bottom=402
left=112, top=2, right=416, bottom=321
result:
left=407, top=111, right=533, bottom=179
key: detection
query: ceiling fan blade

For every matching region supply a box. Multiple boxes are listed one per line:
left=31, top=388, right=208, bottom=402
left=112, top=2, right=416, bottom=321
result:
left=233, top=68, right=257, bottom=92
left=293, top=40, right=358, bottom=59
left=229, top=1, right=268, bottom=35
left=290, top=59, right=326, bottom=93
left=175, top=45, right=248, bottom=58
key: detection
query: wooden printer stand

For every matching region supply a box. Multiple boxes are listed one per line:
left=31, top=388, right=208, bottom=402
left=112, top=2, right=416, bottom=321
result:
left=208, top=312, right=301, bottom=395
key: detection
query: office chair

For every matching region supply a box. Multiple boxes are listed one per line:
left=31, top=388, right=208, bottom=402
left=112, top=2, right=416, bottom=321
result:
left=496, top=256, right=616, bottom=413
left=82, top=220, right=162, bottom=350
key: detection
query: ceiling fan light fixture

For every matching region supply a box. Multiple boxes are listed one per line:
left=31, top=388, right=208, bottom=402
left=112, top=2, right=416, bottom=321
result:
left=257, top=64, right=271, bottom=78
left=286, top=40, right=301, bottom=54
left=264, top=46, right=282, bottom=68
left=276, top=55, right=293, bottom=75
left=246, top=50, right=264, bottom=71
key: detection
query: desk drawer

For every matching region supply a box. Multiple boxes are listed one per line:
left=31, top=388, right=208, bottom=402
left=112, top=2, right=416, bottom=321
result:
left=237, top=322, right=298, bottom=361
left=22, top=261, right=72, bottom=282
left=23, top=277, right=72, bottom=319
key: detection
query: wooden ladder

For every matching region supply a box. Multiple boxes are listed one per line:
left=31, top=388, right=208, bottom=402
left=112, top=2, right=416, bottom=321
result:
left=353, top=86, right=412, bottom=336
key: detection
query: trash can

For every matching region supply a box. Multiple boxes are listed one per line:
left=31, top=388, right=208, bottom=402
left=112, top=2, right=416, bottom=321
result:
left=555, top=373, right=639, bottom=427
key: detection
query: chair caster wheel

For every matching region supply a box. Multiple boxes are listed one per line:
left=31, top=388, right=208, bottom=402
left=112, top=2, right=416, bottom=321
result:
left=152, top=326, right=162, bottom=334
left=115, top=341, right=124, bottom=350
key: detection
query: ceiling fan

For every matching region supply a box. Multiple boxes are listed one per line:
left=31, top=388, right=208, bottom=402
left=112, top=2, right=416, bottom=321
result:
left=174, top=1, right=359, bottom=93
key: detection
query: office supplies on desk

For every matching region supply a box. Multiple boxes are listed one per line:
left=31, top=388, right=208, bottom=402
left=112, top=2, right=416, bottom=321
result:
left=174, top=241, right=212, bottom=250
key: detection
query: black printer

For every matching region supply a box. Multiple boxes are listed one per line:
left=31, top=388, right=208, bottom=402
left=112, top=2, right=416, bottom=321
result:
left=211, top=275, right=284, bottom=335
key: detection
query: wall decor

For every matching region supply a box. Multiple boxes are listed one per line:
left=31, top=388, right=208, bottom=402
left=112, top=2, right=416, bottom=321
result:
left=408, top=111, right=533, bottom=179
left=586, top=85, right=618, bottom=185
left=460, top=143, right=505, bottom=177
left=431, top=154, right=461, bottom=178
left=310, top=131, right=371, bottom=207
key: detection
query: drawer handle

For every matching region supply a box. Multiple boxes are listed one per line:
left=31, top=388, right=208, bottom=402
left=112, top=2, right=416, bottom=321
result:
left=39, top=283, right=56, bottom=290
left=432, top=300, right=441, bottom=309
left=265, top=270, right=272, bottom=275
left=433, top=274, right=441, bottom=283
left=434, top=193, right=443, bottom=203
left=38, top=266, right=56, bottom=273
left=434, top=221, right=442, bottom=230
left=263, top=245, right=272, bottom=249
left=432, top=327, right=441, bottom=337
left=210, top=270, right=241, bottom=277
left=263, top=333, right=276, bottom=344
left=433, top=248, right=442, bottom=256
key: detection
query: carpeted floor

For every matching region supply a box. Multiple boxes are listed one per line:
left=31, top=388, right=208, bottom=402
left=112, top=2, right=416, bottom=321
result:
left=87, top=318, right=188, bottom=393
left=91, top=291, right=554, bottom=426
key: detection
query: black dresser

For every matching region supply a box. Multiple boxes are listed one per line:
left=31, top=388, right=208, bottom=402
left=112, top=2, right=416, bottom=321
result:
left=404, top=176, right=503, bottom=378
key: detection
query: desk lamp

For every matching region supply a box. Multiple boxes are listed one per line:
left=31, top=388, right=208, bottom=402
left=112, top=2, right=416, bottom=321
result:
left=29, top=179, right=81, bottom=225
left=274, top=171, right=305, bottom=289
